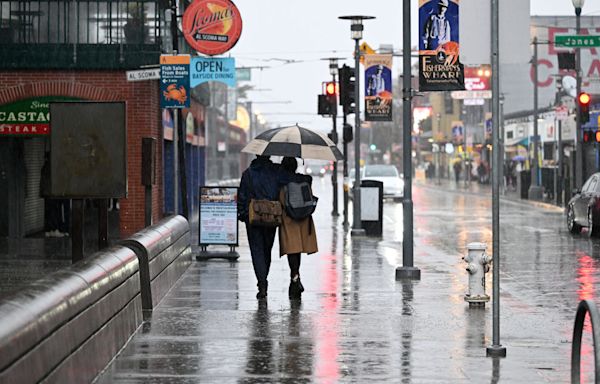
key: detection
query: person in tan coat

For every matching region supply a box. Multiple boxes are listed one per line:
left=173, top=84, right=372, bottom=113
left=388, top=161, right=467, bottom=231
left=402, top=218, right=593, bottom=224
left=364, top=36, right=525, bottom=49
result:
left=279, top=157, right=318, bottom=299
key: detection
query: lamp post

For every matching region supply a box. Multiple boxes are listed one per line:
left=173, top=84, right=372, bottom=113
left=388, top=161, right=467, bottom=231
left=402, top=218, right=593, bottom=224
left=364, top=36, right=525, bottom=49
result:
left=322, top=57, right=342, bottom=217
left=339, top=15, right=374, bottom=236
left=573, top=0, right=585, bottom=189
left=528, top=37, right=544, bottom=200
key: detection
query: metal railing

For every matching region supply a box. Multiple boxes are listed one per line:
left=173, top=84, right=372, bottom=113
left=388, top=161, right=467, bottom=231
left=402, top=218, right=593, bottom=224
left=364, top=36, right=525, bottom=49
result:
left=571, top=299, right=600, bottom=383
left=0, top=0, right=164, bottom=69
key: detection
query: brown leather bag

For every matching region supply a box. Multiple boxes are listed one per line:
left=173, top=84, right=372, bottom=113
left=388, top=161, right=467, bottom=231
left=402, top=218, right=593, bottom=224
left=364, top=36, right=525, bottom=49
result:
left=249, top=199, right=283, bottom=227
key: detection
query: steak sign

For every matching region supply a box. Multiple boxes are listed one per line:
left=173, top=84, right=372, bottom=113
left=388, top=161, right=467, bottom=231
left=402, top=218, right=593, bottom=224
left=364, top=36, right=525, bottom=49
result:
left=182, top=0, right=242, bottom=56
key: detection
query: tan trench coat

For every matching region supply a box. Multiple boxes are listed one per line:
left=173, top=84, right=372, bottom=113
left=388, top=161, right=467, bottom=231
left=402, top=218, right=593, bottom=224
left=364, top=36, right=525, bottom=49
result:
left=278, top=190, right=318, bottom=257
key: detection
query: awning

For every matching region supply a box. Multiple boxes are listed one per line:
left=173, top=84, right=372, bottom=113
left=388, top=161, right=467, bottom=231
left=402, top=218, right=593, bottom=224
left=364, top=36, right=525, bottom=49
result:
left=505, top=137, right=528, bottom=147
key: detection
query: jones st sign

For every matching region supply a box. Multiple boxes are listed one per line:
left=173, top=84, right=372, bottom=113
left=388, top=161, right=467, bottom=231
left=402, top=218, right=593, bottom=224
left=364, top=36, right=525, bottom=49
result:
left=555, top=35, right=600, bottom=48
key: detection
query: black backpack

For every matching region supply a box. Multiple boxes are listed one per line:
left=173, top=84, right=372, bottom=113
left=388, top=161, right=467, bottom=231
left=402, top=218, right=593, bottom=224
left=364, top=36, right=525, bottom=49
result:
left=283, top=181, right=318, bottom=220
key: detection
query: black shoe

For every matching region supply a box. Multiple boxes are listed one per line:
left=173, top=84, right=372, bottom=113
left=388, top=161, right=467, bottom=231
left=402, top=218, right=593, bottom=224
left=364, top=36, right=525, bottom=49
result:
left=288, top=277, right=304, bottom=299
left=257, top=281, right=268, bottom=299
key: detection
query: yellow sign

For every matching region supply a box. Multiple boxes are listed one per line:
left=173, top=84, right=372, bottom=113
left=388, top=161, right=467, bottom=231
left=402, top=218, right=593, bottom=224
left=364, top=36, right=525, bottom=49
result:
left=160, top=54, right=191, bottom=65
left=359, top=42, right=376, bottom=65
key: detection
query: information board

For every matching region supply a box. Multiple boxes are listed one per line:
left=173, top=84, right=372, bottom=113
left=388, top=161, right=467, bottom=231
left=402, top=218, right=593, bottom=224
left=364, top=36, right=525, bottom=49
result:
left=199, top=186, right=239, bottom=245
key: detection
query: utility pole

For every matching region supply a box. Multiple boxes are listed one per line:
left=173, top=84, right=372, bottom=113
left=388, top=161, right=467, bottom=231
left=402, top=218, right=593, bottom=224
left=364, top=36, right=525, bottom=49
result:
left=528, top=37, right=543, bottom=201
left=575, top=2, right=584, bottom=188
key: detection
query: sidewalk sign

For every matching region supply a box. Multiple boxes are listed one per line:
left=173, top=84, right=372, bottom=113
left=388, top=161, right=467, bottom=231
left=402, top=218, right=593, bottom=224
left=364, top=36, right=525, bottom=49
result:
left=196, top=186, right=240, bottom=261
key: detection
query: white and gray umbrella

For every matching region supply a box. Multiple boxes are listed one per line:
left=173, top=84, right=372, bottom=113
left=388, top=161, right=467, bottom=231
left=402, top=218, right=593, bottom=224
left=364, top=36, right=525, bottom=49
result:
left=241, top=124, right=343, bottom=161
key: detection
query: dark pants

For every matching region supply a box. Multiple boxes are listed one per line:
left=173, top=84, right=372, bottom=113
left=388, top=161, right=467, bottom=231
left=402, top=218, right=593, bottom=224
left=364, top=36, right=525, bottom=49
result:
left=287, top=253, right=301, bottom=278
left=246, top=224, right=276, bottom=286
left=44, top=199, right=70, bottom=233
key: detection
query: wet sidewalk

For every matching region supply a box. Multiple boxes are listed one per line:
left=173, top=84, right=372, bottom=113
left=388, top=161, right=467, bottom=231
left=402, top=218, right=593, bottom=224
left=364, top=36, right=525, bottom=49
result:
left=95, top=179, right=575, bottom=383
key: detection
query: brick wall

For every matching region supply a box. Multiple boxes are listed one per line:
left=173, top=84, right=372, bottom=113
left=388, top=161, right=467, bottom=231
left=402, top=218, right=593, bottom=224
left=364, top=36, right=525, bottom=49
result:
left=0, top=70, right=164, bottom=237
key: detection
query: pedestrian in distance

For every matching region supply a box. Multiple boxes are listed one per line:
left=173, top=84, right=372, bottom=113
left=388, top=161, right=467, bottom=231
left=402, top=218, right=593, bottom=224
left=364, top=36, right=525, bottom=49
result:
left=453, top=160, right=462, bottom=183
left=238, top=155, right=281, bottom=299
left=279, top=157, right=318, bottom=300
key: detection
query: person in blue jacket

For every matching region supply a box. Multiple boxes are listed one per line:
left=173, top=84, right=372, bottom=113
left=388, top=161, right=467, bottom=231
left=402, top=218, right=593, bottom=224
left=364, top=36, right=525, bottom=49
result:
left=238, top=155, right=281, bottom=299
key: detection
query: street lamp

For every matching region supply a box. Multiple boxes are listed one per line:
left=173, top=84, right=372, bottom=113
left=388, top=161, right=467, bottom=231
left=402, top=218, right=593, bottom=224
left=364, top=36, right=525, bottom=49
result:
left=322, top=57, right=344, bottom=218
left=573, top=0, right=585, bottom=188
left=339, top=15, right=374, bottom=236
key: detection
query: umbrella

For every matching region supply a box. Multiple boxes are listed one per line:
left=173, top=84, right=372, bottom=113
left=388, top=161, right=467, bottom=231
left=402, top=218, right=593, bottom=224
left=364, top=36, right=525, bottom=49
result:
left=512, top=155, right=526, bottom=162
left=241, top=124, right=343, bottom=161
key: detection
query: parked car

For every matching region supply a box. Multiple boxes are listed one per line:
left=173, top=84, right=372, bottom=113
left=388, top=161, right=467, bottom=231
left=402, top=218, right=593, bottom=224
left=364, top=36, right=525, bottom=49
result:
left=349, top=164, right=404, bottom=202
left=567, top=172, right=600, bottom=237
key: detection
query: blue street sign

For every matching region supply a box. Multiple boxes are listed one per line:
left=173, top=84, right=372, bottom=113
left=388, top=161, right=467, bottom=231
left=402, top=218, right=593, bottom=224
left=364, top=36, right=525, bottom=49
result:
left=160, top=55, right=190, bottom=109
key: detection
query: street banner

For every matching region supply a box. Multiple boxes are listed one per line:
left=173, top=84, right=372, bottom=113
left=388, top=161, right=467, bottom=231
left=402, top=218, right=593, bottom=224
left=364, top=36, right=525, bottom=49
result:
left=364, top=54, right=393, bottom=121
left=160, top=55, right=190, bottom=109
left=485, top=112, right=492, bottom=139
left=199, top=187, right=239, bottom=245
left=418, top=0, right=465, bottom=91
left=190, top=57, right=236, bottom=88
left=182, top=0, right=243, bottom=56
left=451, top=120, right=464, bottom=143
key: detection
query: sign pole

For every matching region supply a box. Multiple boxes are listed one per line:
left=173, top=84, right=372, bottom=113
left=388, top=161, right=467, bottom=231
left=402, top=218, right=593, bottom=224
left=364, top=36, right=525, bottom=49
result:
left=487, top=0, right=506, bottom=358
left=396, top=0, right=420, bottom=280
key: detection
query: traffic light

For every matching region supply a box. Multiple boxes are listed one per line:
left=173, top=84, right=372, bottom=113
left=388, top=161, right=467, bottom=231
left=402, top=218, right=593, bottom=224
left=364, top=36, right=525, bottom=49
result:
left=583, top=130, right=592, bottom=143
left=318, top=94, right=333, bottom=115
left=338, top=64, right=356, bottom=115
left=578, top=92, right=591, bottom=124
left=343, top=123, right=353, bottom=143
left=596, top=130, right=600, bottom=143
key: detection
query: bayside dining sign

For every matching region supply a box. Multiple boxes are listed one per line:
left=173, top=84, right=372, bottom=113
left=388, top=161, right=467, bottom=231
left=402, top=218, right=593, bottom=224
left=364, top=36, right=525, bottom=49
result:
left=182, top=0, right=243, bottom=56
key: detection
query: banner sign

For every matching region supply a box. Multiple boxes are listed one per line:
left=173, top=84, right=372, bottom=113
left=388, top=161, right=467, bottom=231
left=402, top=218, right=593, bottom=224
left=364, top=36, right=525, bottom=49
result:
left=182, top=0, right=243, bottom=56
left=485, top=112, right=492, bottom=139
left=364, top=54, right=393, bottom=121
left=451, top=120, right=464, bottom=144
left=418, top=0, right=465, bottom=91
left=190, top=57, right=236, bottom=88
left=160, top=55, right=190, bottom=109
left=199, top=187, right=239, bottom=245
left=0, top=96, right=79, bottom=135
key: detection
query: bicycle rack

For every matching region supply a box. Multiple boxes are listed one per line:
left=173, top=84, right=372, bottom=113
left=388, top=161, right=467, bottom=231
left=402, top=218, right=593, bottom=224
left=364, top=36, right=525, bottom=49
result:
left=571, top=299, right=600, bottom=383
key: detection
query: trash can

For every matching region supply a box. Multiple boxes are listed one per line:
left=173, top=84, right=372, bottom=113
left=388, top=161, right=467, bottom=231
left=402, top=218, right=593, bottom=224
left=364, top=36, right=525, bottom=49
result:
left=360, top=180, right=383, bottom=237
left=518, top=170, right=531, bottom=199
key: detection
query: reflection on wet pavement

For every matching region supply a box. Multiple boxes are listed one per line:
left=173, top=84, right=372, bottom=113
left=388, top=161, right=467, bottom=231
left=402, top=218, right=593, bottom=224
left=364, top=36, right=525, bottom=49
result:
left=96, top=179, right=595, bottom=382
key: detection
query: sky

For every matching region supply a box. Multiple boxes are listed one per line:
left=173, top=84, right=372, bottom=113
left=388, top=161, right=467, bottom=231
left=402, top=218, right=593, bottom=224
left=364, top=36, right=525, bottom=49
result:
left=224, top=0, right=597, bottom=135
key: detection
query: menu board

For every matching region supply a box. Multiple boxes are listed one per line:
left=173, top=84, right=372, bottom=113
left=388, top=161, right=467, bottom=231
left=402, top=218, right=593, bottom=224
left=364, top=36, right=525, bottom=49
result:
left=199, top=187, right=238, bottom=245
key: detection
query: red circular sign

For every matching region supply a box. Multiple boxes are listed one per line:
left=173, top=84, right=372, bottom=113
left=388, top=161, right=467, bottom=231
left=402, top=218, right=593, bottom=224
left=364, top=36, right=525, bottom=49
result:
left=182, top=0, right=243, bottom=56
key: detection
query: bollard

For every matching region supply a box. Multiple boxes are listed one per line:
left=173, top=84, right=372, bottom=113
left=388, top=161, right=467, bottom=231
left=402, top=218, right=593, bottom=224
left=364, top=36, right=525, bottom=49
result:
left=463, top=242, right=492, bottom=307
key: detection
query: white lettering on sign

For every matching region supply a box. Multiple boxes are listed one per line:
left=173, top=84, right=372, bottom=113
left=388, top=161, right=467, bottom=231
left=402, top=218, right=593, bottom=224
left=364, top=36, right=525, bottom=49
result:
left=126, top=68, right=160, bottom=82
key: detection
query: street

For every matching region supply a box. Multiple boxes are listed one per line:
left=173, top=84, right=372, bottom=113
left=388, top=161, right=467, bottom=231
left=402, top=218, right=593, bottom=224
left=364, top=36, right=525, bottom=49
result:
left=97, top=177, right=597, bottom=383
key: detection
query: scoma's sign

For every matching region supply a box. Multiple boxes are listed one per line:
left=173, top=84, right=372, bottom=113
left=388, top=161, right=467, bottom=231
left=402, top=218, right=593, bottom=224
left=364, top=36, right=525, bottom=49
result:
left=0, top=96, right=78, bottom=135
left=182, top=0, right=242, bottom=56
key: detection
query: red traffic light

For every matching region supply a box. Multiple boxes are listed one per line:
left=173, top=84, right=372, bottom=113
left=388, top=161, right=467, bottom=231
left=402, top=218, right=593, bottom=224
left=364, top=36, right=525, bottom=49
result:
left=583, top=131, right=592, bottom=142
left=325, top=82, right=337, bottom=96
left=578, top=92, right=591, bottom=105
left=595, top=130, right=600, bottom=143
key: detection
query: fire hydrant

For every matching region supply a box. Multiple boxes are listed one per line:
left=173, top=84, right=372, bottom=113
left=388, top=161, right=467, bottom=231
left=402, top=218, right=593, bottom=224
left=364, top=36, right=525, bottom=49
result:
left=463, top=242, right=492, bottom=307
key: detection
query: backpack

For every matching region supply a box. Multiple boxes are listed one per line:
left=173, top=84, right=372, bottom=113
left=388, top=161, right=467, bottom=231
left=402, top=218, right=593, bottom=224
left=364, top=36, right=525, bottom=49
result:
left=283, top=181, right=318, bottom=220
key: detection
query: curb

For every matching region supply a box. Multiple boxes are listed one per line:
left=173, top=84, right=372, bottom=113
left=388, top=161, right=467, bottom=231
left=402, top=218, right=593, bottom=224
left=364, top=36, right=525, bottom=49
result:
left=416, top=180, right=565, bottom=213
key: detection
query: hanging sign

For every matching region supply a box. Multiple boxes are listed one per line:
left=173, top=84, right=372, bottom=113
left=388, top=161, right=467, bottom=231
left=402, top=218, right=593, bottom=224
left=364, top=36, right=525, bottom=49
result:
left=182, top=0, right=243, bottom=56
left=364, top=54, right=393, bottom=121
left=199, top=187, right=239, bottom=245
left=451, top=120, right=464, bottom=144
left=190, top=57, right=236, bottom=88
left=418, top=0, right=465, bottom=91
left=160, top=54, right=190, bottom=109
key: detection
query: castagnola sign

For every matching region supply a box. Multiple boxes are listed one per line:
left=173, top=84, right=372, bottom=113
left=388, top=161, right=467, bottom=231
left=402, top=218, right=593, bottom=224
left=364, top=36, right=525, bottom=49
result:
left=0, top=96, right=78, bottom=135
left=182, top=0, right=243, bottom=56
